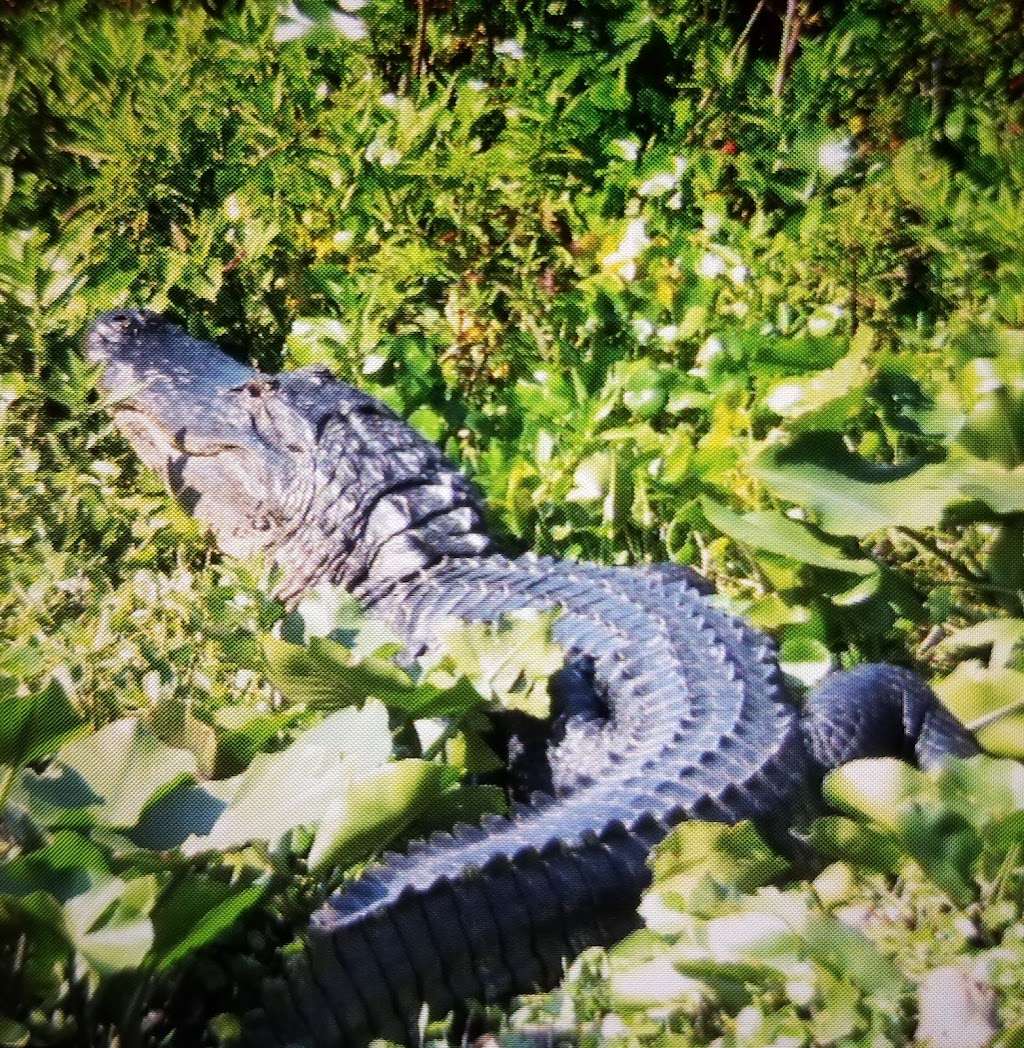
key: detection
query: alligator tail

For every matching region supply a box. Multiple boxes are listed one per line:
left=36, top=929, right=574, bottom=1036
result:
left=243, top=554, right=807, bottom=1047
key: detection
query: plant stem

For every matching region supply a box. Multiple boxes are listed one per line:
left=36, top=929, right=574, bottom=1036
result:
left=897, top=526, right=988, bottom=584
left=773, top=0, right=800, bottom=103
left=412, top=0, right=428, bottom=83
left=696, top=0, right=766, bottom=114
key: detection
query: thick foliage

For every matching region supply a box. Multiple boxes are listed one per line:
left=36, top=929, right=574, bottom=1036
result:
left=2, top=1, right=1024, bottom=1045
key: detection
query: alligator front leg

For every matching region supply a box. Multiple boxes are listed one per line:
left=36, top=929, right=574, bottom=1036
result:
left=800, top=663, right=980, bottom=772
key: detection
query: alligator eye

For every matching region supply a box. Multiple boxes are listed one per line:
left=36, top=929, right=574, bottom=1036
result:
left=238, top=378, right=279, bottom=398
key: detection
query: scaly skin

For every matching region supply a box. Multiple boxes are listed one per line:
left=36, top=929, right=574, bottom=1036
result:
left=86, top=310, right=979, bottom=1048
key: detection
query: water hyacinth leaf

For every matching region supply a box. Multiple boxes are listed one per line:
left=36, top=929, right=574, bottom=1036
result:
left=181, top=702, right=392, bottom=856
left=700, top=498, right=876, bottom=576
left=763, top=339, right=872, bottom=427
left=63, top=875, right=157, bottom=977
left=151, top=875, right=268, bottom=971
left=779, top=636, right=834, bottom=687
left=607, top=936, right=709, bottom=1009
left=146, top=696, right=219, bottom=779
left=428, top=609, right=563, bottom=718
left=821, top=759, right=980, bottom=902
left=822, top=758, right=927, bottom=833
left=212, top=705, right=304, bottom=778
left=933, top=664, right=1024, bottom=757
left=308, top=759, right=454, bottom=872
left=753, top=436, right=1024, bottom=536
left=669, top=958, right=783, bottom=1013
left=293, top=582, right=403, bottom=660
left=802, top=916, right=901, bottom=998
left=938, top=619, right=1024, bottom=670
left=0, top=831, right=109, bottom=902
left=808, top=816, right=902, bottom=873
left=127, top=778, right=235, bottom=851
left=262, top=634, right=416, bottom=709
left=751, top=436, right=961, bottom=536
left=0, top=676, right=82, bottom=769
left=13, top=719, right=197, bottom=831
left=650, top=821, right=788, bottom=893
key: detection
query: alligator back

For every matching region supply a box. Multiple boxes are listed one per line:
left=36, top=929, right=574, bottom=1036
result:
left=246, top=554, right=808, bottom=1047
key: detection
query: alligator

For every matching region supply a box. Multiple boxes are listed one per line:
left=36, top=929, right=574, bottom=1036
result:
left=86, top=309, right=980, bottom=1048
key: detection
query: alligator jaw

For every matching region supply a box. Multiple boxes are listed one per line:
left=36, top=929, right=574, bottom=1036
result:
left=86, top=309, right=301, bottom=560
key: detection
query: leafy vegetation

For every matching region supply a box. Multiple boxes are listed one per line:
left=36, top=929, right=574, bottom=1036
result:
left=2, top=0, right=1024, bottom=1044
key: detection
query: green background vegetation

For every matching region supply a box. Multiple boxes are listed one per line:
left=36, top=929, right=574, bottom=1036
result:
left=2, top=0, right=1024, bottom=1045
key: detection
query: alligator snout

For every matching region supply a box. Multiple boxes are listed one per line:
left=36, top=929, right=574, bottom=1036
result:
left=88, top=308, right=166, bottom=355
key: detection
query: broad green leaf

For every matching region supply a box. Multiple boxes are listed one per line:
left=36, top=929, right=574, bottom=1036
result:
left=751, top=436, right=962, bottom=536
left=182, top=702, right=392, bottom=856
left=650, top=821, right=788, bottom=892
left=262, top=635, right=416, bottom=710
left=13, top=719, right=196, bottom=830
left=608, top=935, right=709, bottom=1009
left=752, top=436, right=1024, bottom=537
left=938, top=619, right=1024, bottom=670
left=308, top=759, right=454, bottom=871
left=427, top=609, right=563, bottom=718
left=822, top=758, right=927, bottom=832
left=63, top=875, right=157, bottom=976
left=151, top=875, right=268, bottom=971
left=933, top=664, right=1024, bottom=757
left=146, top=696, right=219, bottom=779
left=0, top=831, right=109, bottom=902
left=213, top=705, right=304, bottom=778
left=808, top=816, right=901, bottom=873
left=763, top=338, right=872, bottom=427
left=700, top=498, right=876, bottom=575
left=0, top=676, right=82, bottom=768
left=779, top=637, right=834, bottom=687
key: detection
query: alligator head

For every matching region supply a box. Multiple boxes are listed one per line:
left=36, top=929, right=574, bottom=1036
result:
left=86, top=309, right=491, bottom=601
left=87, top=309, right=319, bottom=564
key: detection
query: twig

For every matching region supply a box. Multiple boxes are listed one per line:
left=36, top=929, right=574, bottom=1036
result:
left=772, top=0, right=800, bottom=102
left=897, top=526, right=988, bottom=584
left=695, top=0, right=766, bottom=115
left=412, top=0, right=428, bottom=82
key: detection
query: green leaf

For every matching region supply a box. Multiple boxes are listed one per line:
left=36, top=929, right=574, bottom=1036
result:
left=645, top=822, right=788, bottom=920
left=181, top=702, right=393, bottom=856
left=151, top=875, right=268, bottom=971
left=213, top=706, right=304, bottom=778
left=933, top=664, right=1024, bottom=757
left=308, top=759, right=454, bottom=872
left=262, top=635, right=417, bottom=710
left=700, top=498, right=876, bottom=575
left=12, top=718, right=196, bottom=831
left=0, top=831, right=109, bottom=902
left=779, top=636, right=834, bottom=687
left=822, top=758, right=927, bottom=833
left=808, top=816, right=902, bottom=873
left=751, top=435, right=961, bottom=536
left=752, top=435, right=1024, bottom=537
left=763, top=337, right=872, bottom=427
left=63, top=875, right=157, bottom=976
left=0, top=676, right=82, bottom=768
left=426, top=609, right=564, bottom=718
left=938, top=619, right=1024, bottom=670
